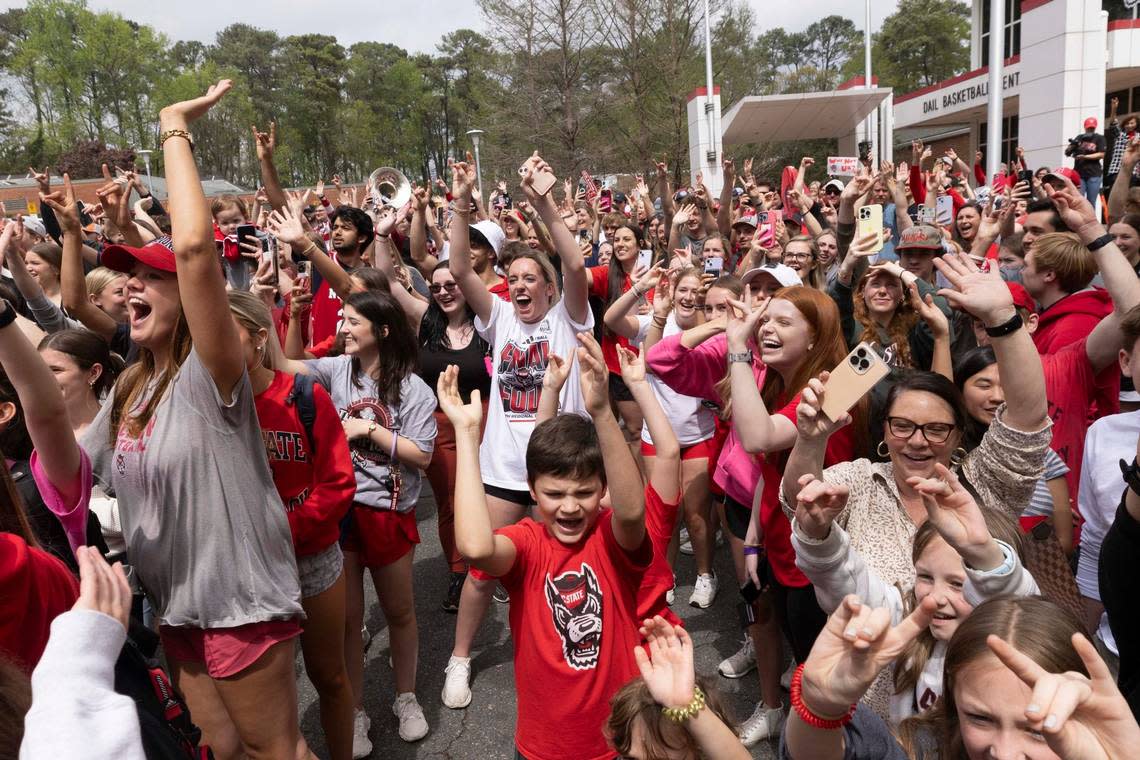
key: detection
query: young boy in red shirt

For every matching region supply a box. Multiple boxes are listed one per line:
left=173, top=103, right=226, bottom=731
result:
left=438, top=332, right=649, bottom=760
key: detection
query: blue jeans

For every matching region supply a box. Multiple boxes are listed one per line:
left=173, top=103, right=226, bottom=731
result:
left=1080, top=175, right=1103, bottom=207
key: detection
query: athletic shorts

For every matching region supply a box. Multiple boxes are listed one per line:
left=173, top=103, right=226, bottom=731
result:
left=160, top=619, right=301, bottom=679
left=608, top=372, right=635, bottom=402
left=639, top=436, right=718, bottom=461
left=297, top=542, right=343, bottom=599
left=341, top=505, right=419, bottom=569
left=483, top=482, right=533, bottom=507
left=722, top=494, right=752, bottom=542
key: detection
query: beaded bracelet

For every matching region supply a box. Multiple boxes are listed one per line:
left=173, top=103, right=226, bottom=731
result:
left=661, top=686, right=705, bottom=723
left=790, top=663, right=856, bottom=730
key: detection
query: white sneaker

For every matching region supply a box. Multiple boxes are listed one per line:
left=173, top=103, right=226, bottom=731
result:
left=442, top=655, right=473, bottom=709
left=780, top=661, right=795, bottom=691
left=679, top=526, right=694, bottom=555
left=717, top=636, right=756, bottom=679
left=352, top=708, right=372, bottom=759
left=739, top=701, right=786, bottom=747
left=393, top=692, right=429, bottom=742
left=689, top=572, right=718, bottom=608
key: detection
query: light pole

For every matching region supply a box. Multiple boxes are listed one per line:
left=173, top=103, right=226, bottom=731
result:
left=136, top=149, right=153, bottom=194
left=466, top=129, right=485, bottom=198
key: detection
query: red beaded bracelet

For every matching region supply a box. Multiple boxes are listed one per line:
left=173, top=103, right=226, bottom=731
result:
left=789, top=663, right=857, bottom=729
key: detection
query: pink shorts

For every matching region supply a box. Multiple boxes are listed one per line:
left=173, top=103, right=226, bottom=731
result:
left=160, top=620, right=302, bottom=679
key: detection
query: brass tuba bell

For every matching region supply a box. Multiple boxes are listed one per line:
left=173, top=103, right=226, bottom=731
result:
left=367, top=167, right=411, bottom=208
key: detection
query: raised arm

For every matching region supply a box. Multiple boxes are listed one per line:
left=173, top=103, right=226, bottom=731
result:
left=521, top=153, right=589, bottom=324
left=252, top=122, right=287, bottom=212
left=579, top=333, right=644, bottom=551
left=656, top=156, right=674, bottom=226
left=619, top=346, right=679, bottom=501
left=0, top=299, right=82, bottom=506
left=781, top=374, right=850, bottom=507
left=41, top=175, right=119, bottom=341
left=603, top=265, right=662, bottom=340
left=933, top=252, right=1048, bottom=433
left=717, top=159, right=735, bottom=237
left=161, top=79, right=246, bottom=396
left=438, top=366, right=517, bottom=576
left=408, top=185, right=439, bottom=278
left=268, top=206, right=355, bottom=302
left=726, top=295, right=797, bottom=454
left=447, top=155, right=494, bottom=324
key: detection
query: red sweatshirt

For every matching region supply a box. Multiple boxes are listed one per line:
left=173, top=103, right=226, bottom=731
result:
left=0, top=533, right=78, bottom=672
left=255, top=371, right=356, bottom=556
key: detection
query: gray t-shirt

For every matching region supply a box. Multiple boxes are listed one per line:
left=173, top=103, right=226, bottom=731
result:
left=302, top=356, right=436, bottom=513
left=81, top=349, right=302, bottom=629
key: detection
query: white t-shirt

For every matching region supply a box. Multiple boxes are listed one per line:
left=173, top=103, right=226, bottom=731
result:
left=1077, top=409, right=1140, bottom=602
left=476, top=295, right=594, bottom=490
left=632, top=314, right=716, bottom=447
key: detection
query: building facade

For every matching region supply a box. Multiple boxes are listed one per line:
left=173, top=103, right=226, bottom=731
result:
left=893, top=0, right=1139, bottom=175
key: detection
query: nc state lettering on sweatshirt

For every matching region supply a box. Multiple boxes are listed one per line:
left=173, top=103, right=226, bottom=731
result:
left=261, top=429, right=310, bottom=464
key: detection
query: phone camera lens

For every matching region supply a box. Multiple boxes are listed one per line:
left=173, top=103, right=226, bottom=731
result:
left=850, top=356, right=859, bottom=366
left=859, top=360, right=870, bottom=371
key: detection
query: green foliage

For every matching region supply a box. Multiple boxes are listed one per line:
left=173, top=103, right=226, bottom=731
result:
left=0, top=0, right=972, bottom=188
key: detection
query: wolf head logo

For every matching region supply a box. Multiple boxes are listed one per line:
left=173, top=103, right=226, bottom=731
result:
left=544, top=563, right=603, bottom=670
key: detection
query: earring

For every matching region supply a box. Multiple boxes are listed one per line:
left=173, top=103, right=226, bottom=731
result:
left=808, top=344, right=814, bottom=350
left=876, top=441, right=889, bottom=458
left=950, top=447, right=968, bottom=467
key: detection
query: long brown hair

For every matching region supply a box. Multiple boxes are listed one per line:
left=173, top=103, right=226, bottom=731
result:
left=852, top=268, right=918, bottom=369
left=896, top=597, right=1086, bottom=759
left=109, top=310, right=193, bottom=442
left=0, top=460, right=37, bottom=547
left=0, top=656, right=31, bottom=756
left=606, top=674, right=735, bottom=757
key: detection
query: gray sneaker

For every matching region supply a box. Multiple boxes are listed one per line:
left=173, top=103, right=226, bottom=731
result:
left=717, top=635, right=756, bottom=678
left=739, top=701, right=786, bottom=747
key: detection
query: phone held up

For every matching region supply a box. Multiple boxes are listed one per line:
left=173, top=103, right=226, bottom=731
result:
left=820, top=342, right=890, bottom=422
left=518, top=158, right=557, bottom=196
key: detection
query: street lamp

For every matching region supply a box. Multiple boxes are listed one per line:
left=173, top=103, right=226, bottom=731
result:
left=136, top=149, right=154, bottom=194
left=466, top=129, right=485, bottom=198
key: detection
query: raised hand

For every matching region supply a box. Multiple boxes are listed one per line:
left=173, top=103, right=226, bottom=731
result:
left=794, top=371, right=850, bottom=439
left=793, top=473, right=850, bottom=540
left=616, top=344, right=646, bottom=386
left=251, top=122, right=276, bottom=161
left=988, top=632, right=1140, bottom=760
left=799, top=594, right=939, bottom=719
left=412, top=184, right=430, bottom=211
left=437, top=364, right=483, bottom=431
left=160, top=78, right=232, bottom=128
left=907, top=463, right=999, bottom=567
left=655, top=155, right=668, bottom=178
left=38, top=173, right=81, bottom=234
left=519, top=151, right=556, bottom=200
left=450, top=152, right=477, bottom=201
left=1042, top=173, right=1101, bottom=240
left=724, top=292, right=766, bottom=353
left=267, top=206, right=308, bottom=247
left=95, top=163, right=132, bottom=233
left=933, top=251, right=1015, bottom=325
left=576, top=331, right=610, bottom=417
left=907, top=282, right=949, bottom=339
left=28, top=166, right=50, bottom=194
left=73, top=545, right=133, bottom=633
left=542, top=352, right=571, bottom=396
left=633, top=616, right=697, bottom=710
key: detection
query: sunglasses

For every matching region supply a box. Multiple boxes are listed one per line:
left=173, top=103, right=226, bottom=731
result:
left=429, top=282, right=459, bottom=295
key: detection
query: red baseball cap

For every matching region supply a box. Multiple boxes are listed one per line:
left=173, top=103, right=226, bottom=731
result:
left=101, top=236, right=176, bottom=274
left=1084, top=117, right=1098, bottom=130
left=1006, top=281, right=1035, bottom=313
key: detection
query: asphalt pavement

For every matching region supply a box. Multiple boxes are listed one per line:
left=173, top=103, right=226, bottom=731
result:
left=296, top=490, right=782, bottom=759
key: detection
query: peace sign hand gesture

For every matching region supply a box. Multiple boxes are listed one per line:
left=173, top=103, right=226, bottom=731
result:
left=987, top=632, right=1140, bottom=760
left=724, top=289, right=765, bottom=353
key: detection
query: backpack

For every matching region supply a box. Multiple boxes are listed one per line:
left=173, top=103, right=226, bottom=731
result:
left=115, top=619, right=212, bottom=760
left=285, top=372, right=318, bottom=448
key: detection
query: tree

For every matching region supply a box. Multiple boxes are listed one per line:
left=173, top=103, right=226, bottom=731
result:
left=870, top=0, right=970, bottom=93
left=54, top=139, right=134, bottom=178
left=802, top=15, right=861, bottom=90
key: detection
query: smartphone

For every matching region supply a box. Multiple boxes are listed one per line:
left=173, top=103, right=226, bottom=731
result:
left=703, top=256, right=723, bottom=277
left=918, top=205, right=937, bottom=224
left=1017, top=169, right=1034, bottom=185
left=262, top=237, right=280, bottom=291
left=756, top=210, right=775, bottom=247
left=236, top=223, right=258, bottom=249
left=578, top=228, right=592, bottom=244
left=295, top=260, right=312, bottom=291
left=821, top=342, right=891, bottom=422
left=636, top=248, right=654, bottom=271
left=856, top=204, right=884, bottom=253
left=519, top=160, right=557, bottom=196
left=599, top=189, right=612, bottom=213
left=935, top=194, right=954, bottom=226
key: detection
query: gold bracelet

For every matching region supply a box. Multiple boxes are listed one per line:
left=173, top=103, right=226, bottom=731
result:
left=159, top=129, right=194, bottom=151
left=302, top=241, right=318, bottom=257
left=661, top=686, right=706, bottom=723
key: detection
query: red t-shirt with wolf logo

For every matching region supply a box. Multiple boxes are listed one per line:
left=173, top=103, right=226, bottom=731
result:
left=496, top=510, right=651, bottom=760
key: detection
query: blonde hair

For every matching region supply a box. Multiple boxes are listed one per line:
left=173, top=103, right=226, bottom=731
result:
left=227, top=290, right=285, bottom=372
left=85, top=266, right=126, bottom=298
left=1031, top=231, right=1099, bottom=293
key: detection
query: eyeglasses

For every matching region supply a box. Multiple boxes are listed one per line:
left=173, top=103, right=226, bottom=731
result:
left=429, top=282, right=459, bottom=295
left=783, top=252, right=813, bottom=261
left=885, top=417, right=955, bottom=444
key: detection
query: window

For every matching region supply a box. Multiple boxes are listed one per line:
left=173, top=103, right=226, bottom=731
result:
left=1104, top=0, right=1140, bottom=23
left=981, top=0, right=1022, bottom=67
left=979, top=115, right=1020, bottom=167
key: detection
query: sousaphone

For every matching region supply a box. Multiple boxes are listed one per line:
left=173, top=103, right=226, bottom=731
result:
left=367, top=167, right=411, bottom=208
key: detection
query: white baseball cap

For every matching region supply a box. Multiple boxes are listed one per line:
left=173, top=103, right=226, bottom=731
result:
left=469, top=220, right=505, bottom=256
left=741, top=264, right=802, bottom=289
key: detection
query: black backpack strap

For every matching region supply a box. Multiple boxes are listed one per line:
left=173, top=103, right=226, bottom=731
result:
left=286, top=373, right=318, bottom=450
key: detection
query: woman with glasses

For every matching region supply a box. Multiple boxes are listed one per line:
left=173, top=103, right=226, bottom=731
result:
left=378, top=259, right=490, bottom=616
left=781, top=235, right=824, bottom=290
left=778, top=252, right=1051, bottom=708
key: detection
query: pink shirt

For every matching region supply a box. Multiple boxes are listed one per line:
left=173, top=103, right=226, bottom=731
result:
left=29, top=448, right=92, bottom=555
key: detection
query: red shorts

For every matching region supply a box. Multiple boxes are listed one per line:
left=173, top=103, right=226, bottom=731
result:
left=160, top=620, right=301, bottom=679
left=342, top=504, right=420, bottom=568
left=639, top=436, right=718, bottom=461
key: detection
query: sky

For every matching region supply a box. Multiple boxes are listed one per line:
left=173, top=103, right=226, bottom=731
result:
left=1, top=0, right=911, bottom=55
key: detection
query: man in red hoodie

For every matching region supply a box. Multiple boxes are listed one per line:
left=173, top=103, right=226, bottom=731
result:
left=1023, top=230, right=1113, bottom=353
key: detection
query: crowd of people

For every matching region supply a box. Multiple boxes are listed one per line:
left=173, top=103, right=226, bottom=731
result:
left=4, top=77, right=1140, bottom=760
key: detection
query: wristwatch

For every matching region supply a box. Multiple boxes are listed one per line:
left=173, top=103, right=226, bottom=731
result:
left=727, top=350, right=753, bottom=364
